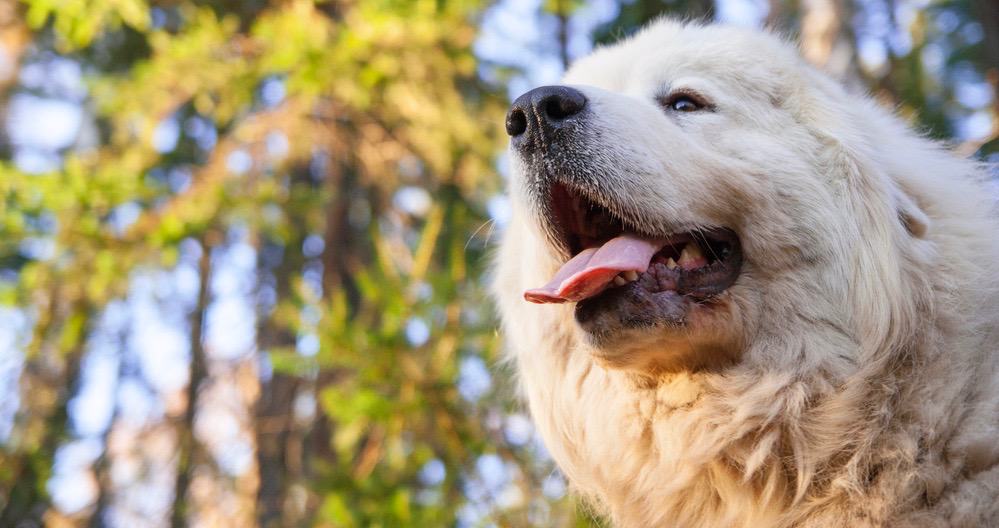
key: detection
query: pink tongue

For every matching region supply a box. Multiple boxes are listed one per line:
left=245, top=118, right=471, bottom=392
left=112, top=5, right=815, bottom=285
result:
left=524, top=233, right=665, bottom=304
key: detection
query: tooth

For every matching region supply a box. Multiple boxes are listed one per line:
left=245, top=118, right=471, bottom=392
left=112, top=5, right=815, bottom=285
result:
left=623, top=270, right=639, bottom=282
left=678, top=244, right=704, bottom=266
left=666, top=257, right=678, bottom=270
left=613, top=275, right=627, bottom=286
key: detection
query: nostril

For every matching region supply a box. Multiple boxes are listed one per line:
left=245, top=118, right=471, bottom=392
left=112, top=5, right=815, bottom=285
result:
left=543, top=95, right=584, bottom=120
left=506, top=108, right=528, bottom=137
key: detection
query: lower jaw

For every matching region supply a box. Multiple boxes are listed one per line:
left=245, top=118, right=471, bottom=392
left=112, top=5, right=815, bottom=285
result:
left=574, top=285, right=742, bottom=373
left=575, top=262, right=739, bottom=329
left=575, top=285, right=691, bottom=335
left=582, top=321, right=743, bottom=374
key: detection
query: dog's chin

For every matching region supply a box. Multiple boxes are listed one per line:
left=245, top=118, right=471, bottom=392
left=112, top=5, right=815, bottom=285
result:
left=575, top=287, right=743, bottom=373
left=575, top=282, right=689, bottom=336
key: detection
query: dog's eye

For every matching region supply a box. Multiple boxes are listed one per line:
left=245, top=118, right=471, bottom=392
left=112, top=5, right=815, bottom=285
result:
left=661, top=93, right=708, bottom=113
left=670, top=96, right=701, bottom=112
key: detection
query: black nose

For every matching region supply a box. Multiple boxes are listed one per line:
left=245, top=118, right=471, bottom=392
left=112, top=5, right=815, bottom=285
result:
left=505, top=85, right=587, bottom=140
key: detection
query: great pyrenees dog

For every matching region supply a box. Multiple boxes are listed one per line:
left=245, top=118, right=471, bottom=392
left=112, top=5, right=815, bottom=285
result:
left=492, top=19, right=999, bottom=528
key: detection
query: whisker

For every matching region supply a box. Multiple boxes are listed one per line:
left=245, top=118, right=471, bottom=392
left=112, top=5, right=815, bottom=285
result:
left=483, top=220, right=497, bottom=249
left=465, top=218, right=496, bottom=251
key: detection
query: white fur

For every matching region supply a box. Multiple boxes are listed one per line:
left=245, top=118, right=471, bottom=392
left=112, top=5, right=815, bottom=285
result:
left=493, top=20, right=999, bottom=527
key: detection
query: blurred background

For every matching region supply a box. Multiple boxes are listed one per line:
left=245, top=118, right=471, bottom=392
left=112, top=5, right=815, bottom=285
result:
left=0, top=0, right=994, bottom=526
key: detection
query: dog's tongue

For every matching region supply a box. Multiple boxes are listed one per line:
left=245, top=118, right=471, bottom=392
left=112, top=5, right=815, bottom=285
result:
left=524, top=233, right=664, bottom=304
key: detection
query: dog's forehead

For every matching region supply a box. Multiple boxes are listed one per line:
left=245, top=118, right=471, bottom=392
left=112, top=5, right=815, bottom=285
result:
left=564, top=23, right=798, bottom=97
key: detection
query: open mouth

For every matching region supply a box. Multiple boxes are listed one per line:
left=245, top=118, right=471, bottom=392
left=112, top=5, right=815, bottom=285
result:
left=525, top=182, right=743, bottom=305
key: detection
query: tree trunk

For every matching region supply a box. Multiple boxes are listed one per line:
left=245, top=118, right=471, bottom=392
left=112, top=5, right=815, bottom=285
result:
left=971, top=0, right=999, bottom=128
left=254, top=371, right=300, bottom=528
left=799, top=0, right=860, bottom=85
left=0, top=0, right=27, bottom=158
left=0, top=305, right=90, bottom=525
left=170, top=234, right=214, bottom=528
left=255, top=167, right=313, bottom=527
left=556, top=0, right=570, bottom=71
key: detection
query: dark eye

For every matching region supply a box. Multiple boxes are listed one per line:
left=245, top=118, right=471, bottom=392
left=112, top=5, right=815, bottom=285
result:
left=661, top=93, right=708, bottom=112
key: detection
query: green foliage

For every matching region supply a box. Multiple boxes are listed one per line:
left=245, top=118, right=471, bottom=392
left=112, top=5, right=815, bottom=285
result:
left=1, top=0, right=585, bottom=526
left=26, top=0, right=151, bottom=49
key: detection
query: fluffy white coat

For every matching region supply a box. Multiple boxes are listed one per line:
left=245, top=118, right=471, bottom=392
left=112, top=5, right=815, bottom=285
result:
left=493, top=20, right=999, bottom=528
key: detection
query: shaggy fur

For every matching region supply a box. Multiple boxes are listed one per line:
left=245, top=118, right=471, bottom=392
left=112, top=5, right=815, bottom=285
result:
left=492, top=20, right=999, bottom=528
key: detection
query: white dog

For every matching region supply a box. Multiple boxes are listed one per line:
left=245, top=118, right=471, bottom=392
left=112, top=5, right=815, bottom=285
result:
left=493, top=19, right=999, bottom=527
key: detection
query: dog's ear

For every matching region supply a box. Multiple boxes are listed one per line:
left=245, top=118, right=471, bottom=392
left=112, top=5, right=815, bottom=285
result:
left=797, top=69, right=932, bottom=240
left=822, top=132, right=932, bottom=240
left=892, top=184, right=930, bottom=238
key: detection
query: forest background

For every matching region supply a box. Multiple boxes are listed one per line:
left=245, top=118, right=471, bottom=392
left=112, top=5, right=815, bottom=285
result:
left=0, top=0, right=995, bottom=526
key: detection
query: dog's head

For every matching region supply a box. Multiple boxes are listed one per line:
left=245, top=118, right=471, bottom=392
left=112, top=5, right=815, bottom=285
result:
left=500, top=21, right=934, bottom=373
